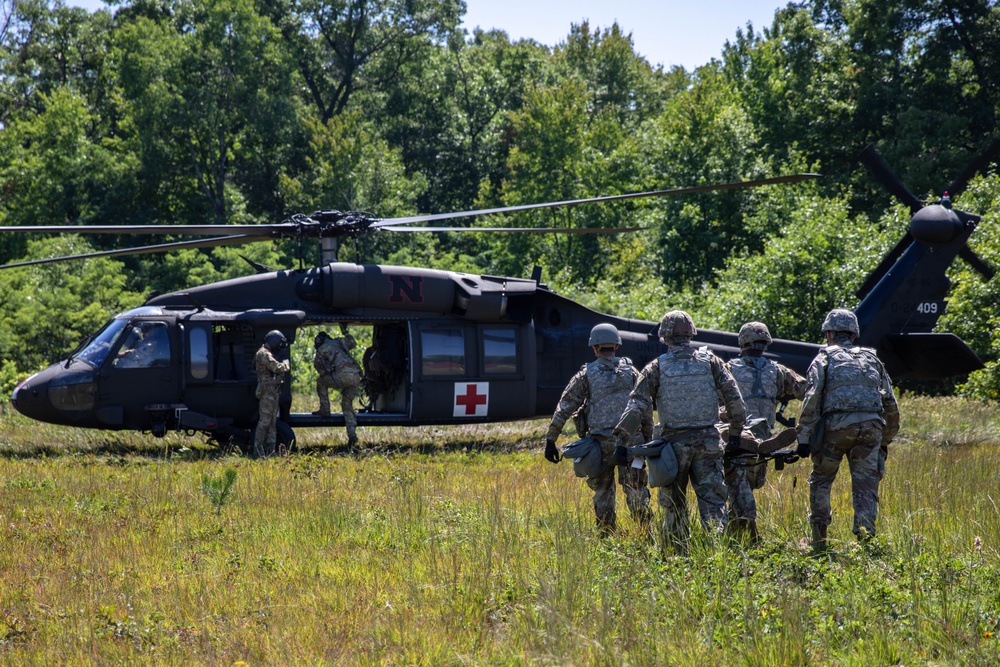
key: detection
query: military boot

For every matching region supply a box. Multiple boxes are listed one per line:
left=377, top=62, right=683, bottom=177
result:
left=746, top=519, right=761, bottom=546
left=346, top=430, right=358, bottom=449
left=811, top=523, right=828, bottom=554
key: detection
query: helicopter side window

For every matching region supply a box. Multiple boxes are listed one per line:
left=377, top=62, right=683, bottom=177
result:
left=420, top=328, right=465, bottom=376
left=482, top=327, right=518, bottom=375
left=115, top=322, right=171, bottom=369
left=189, top=326, right=210, bottom=380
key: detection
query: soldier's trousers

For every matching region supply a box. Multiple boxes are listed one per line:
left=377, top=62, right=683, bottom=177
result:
left=725, top=422, right=771, bottom=521
left=317, top=375, right=359, bottom=438
left=807, top=419, right=885, bottom=539
left=254, top=392, right=280, bottom=457
left=586, top=439, right=652, bottom=532
left=658, top=433, right=728, bottom=553
left=724, top=462, right=756, bottom=522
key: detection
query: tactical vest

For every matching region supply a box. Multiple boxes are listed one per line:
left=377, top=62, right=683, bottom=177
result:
left=821, top=346, right=882, bottom=415
left=656, top=346, right=719, bottom=429
left=729, top=356, right=779, bottom=428
left=584, top=357, right=637, bottom=436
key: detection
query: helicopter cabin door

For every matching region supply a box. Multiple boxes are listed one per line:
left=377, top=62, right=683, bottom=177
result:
left=100, top=319, right=181, bottom=429
left=410, top=321, right=536, bottom=423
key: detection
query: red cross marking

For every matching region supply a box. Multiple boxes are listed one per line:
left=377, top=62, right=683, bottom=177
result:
left=454, top=382, right=488, bottom=416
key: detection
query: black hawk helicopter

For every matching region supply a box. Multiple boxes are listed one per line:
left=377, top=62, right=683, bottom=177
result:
left=3, top=143, right=996, bottom=450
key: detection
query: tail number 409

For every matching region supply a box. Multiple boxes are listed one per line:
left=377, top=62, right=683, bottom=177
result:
left=916, top=302, right=939, bottom=314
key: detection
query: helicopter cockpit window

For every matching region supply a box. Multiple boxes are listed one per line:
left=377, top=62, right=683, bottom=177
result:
left=421, top=328, right=465, bottom=376
left=114, top=322, right=171, bottom=369
left=482, top=327, right=518, bottom=374
left=76, top=319, right=130, bottom=368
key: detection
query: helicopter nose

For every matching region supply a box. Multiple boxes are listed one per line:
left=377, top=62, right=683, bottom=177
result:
left=12, top=364, right=97, bottom=425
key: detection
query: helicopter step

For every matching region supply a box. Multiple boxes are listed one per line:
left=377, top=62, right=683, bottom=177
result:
left=288, top=411, right=411, bottom=427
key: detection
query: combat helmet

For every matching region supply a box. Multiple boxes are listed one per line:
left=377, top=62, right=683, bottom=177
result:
left=658, top=310, right=697, bottom=343
left=265, top=330, right=287, bottom=350
left=738, top=321, right=772, bottom=350
left=589, top=323, right=622, bottom=347
left=821, top=308, right=860, bottom=337
left=314, top=331, right=331, bottom=347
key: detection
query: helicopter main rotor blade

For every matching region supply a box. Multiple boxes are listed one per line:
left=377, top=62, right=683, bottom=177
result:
left=0, top=224, right=288, bottom=237
left=385, top=225, right=646, bottom=234
left=0, top=235, right=257, bottom=270
left=373, top=173, right=822, bottom=228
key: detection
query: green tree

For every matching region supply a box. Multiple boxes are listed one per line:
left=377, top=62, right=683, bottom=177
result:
left=263, top=0, right=463, bottom=123
left=0, top=0, right=114, bottom=126
left=0, top=236, right=146, bottom=372
left=697, top=187, right=902, bottom=344
left=112, top=0, right=298, bottom=224
left=0, top=87, right=140, bottom=263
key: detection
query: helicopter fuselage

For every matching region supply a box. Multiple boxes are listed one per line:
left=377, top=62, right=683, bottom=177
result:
left=12, top=262, right=823, bottom=446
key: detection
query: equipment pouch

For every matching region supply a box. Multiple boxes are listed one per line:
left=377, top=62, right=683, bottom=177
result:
left=628, top=439, right=678, bottom=488
left=561, top=437, right=601, bottom=479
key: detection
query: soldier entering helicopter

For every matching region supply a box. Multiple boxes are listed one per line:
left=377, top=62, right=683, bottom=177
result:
left=313, top=325, right=363, bottom=448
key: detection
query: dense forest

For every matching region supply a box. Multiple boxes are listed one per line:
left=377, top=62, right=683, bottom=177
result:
left=2, top=0, right=1000, bottom=398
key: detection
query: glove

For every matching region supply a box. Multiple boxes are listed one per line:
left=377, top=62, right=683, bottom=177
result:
left=796, top=440, right=811, bottom=458
left=725, top=435, right=743, bottom=457
left=544, top=439, right=561, bottom=464
left=880, top=443, right=889, bottom=459
left=612, top=444, right=630, bottom=466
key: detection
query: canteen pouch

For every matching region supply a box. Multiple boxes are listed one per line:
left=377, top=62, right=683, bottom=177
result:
left=562, top=437, right=602, bottom=479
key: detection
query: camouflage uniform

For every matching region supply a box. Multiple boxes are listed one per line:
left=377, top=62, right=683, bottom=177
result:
left=547, top=355, right=653, bottom=532
left=315, top=332, right=362, bottom=443
left=725, top=355, right=805, bottom=525
left=798, top=334, right=900, bottom=544
left=617, top=344, right=746, bottom=553
left=254, top=344, right=289, bottom=457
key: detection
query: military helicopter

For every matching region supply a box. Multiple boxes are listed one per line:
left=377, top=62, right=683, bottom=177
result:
left=3, top=145, right=995, bottom=451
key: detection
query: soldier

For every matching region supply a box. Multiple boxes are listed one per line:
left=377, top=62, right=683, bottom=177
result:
left=254, top=330, right=290, bottom=458
left=796, top=308, right=900, bottom=552
left=544, top=323, right=653, bottom=535
left=614, top=310, right=746, bottom=554
left=313, top=326, right=363, bottom=448
left=724, top=321, right=806, bottom=542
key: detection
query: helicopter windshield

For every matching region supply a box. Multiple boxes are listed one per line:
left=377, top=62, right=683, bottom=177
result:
left=75, top=319, right=130, bottom=368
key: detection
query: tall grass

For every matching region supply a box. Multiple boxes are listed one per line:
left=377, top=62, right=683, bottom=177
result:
left=0, top=396, right=998, bottom=664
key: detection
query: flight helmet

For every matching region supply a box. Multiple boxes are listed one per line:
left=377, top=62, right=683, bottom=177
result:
left=265, top=330, right=287, bottom=350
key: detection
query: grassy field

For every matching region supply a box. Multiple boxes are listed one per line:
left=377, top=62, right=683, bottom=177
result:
left=1, top=395, right=999, bottom=665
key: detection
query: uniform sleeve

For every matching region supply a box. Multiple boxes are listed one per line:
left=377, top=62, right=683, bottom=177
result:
left=797, top=354, right=827, bottom=445
left=879, top=364, right=900, bottom=443
left=546, top=368, right=589, bottom=442
left=712, top=355, right=746, bottom=434
left=616, top=359, right=659, bottom=437
left=777, top=363, right=807, bottom=402
left=258, top=350, right=290, bottom=375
